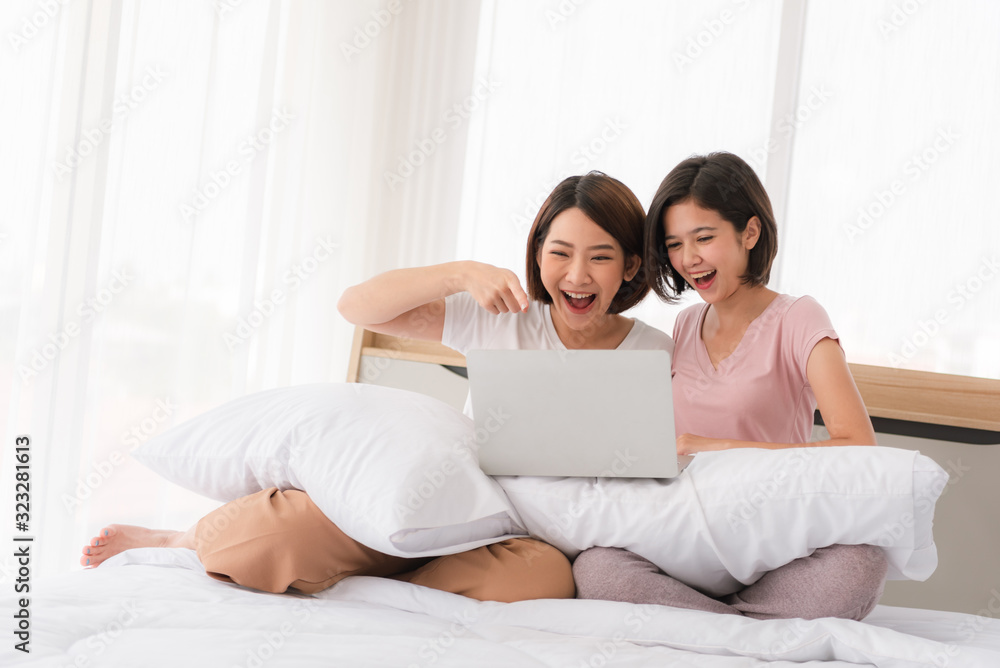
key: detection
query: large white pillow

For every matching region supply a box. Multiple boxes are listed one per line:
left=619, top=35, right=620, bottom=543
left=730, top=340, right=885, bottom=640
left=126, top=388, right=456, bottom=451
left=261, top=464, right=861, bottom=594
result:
left=133, top=383, right=526, bottom=557
left=497, top=446, right=948, bottom=597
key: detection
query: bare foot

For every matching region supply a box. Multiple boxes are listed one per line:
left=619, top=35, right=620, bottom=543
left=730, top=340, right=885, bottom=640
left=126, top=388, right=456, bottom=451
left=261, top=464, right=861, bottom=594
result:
left=80, top=524, right=194, bottom=568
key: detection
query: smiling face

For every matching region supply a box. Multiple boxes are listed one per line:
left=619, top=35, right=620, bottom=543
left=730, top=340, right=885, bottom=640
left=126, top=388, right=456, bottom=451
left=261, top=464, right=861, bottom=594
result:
left=663, top=199, right=760, bottom=305
left=539, top=207, right=640, bottom=341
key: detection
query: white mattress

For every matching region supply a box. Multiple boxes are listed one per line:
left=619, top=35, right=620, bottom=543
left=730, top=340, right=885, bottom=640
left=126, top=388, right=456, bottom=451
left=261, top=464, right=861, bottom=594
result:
left=4, top=547, right=1000, bottom=667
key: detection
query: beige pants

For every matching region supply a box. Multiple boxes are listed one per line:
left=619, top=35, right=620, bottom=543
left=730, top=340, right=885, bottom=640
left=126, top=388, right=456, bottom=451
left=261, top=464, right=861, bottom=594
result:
left=194, top=488, right=575, bottom=602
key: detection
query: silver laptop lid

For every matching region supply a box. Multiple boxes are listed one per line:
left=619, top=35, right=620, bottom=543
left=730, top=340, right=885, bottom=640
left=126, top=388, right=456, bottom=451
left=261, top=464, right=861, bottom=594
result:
left=466, top=349, right=677, bottom=478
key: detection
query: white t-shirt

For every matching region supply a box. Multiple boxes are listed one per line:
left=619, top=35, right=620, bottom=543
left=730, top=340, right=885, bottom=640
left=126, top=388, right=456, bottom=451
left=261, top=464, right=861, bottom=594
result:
left=442, top=292, right=674, bottom=415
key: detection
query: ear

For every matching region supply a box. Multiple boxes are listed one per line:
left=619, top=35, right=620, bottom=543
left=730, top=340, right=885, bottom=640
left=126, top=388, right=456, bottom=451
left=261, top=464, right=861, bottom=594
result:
left=743, top=216, right=761, bottom=250
left=624, top=254, right=641, bottom=282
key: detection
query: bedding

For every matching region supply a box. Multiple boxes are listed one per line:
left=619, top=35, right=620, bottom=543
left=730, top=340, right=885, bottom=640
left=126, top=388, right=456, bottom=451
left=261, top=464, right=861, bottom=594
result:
left=499, top=446, right=948, bottom=596
left=134, top=383, right=947, bottom=594
left=4, top=548, right=1000, bottom=667
left=132, top=383, right=525, bottom=557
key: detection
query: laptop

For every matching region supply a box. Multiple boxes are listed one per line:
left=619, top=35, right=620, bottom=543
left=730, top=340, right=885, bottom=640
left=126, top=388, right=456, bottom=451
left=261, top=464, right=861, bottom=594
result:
left=466, top=349, right=691, bottom=478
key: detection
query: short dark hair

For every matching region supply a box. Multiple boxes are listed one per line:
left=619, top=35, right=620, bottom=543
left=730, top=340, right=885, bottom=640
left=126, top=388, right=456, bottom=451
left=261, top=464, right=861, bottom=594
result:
left=644, top=152, right=778, bottom=303
left=525, top=172, right=649, bottom=314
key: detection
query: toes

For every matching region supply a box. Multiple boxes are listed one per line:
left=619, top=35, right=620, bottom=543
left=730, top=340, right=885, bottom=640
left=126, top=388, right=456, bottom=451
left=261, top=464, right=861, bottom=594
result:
left=80, top=542, right=100, bottom=567
left=89, top=528, right=114, bottom=548
left=81, top=547, right=108, bottom=568
left=80, top=526, right=117, bottom=566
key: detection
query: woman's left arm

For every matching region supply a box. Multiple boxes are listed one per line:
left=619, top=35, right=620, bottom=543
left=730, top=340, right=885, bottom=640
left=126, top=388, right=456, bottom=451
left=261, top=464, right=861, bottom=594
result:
left=676, top=338, right=877, bottom=453
left=801, top=337, right=877, bottom=446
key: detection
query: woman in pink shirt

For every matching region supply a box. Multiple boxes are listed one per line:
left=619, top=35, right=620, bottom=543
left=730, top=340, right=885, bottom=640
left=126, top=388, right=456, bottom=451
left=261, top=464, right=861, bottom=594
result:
left=573, top=152, right=886, bottom=621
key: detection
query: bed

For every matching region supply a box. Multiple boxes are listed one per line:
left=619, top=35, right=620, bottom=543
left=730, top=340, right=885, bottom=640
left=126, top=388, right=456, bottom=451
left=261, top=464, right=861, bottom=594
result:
left=6, top=328, right=1000, bottom=667
left=8, top=548, right=1000, bottom=667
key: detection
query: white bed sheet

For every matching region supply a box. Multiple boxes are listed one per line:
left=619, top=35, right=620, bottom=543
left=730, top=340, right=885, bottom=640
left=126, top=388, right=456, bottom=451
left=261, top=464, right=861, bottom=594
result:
left=3, top=548, right=999, bottom=667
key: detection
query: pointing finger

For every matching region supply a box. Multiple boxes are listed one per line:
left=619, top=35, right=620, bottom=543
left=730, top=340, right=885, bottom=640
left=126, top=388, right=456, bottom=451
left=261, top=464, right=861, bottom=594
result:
left=508, top=277, right=529, bottom=312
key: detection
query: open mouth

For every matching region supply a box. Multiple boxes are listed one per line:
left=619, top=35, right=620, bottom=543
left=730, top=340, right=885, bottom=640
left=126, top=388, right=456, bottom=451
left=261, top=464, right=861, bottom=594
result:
left=562, top=291, right=597, bottom=314
left=691, top=270, right=717, bottom=290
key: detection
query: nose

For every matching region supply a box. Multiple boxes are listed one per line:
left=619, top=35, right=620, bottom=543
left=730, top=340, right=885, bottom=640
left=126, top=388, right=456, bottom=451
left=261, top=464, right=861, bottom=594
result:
left=681, top=244, right=700, bottom=272
left=566, top=255, right=590, bottom=286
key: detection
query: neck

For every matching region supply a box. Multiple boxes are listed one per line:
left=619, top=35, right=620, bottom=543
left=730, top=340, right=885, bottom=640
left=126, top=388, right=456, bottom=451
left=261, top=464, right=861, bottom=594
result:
left=707, top=284, right=777, bottom=331
left=550, top=311, right=625, bottom=350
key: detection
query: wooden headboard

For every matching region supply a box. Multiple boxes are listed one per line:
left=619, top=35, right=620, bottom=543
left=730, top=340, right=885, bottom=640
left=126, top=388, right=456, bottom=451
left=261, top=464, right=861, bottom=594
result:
left=347, top=326, right=1000, bottom=435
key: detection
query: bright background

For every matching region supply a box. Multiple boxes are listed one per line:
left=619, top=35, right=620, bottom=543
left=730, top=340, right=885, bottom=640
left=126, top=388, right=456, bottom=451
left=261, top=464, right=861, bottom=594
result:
left=2, top=0, right=998, bottom=580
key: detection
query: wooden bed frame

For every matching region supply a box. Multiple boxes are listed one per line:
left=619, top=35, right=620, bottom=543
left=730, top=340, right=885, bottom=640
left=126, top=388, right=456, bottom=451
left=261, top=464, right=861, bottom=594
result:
left=347, top=326, right=1000, bottom=435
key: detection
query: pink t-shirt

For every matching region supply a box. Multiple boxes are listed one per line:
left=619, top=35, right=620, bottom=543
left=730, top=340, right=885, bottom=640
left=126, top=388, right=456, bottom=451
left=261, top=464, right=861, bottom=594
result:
left=671, top=294, right=838, bottom=445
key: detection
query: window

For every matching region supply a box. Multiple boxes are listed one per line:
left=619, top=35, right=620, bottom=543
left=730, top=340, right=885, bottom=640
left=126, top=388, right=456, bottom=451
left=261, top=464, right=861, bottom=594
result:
left=459, top=0, right=1000, bottom=381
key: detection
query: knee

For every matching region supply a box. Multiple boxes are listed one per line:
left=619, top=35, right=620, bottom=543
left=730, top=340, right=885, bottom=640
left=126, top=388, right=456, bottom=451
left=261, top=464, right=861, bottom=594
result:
left=814, top=544, right=888, bottom=621
left=572, top=547, right=630, bottom=582
left=499, top=538, right=575, bottom=600
left=840, top=545, right=888, bottom=620
left=573, top=547, right=652, bottom=601
left=573, top=547, right=615, bottom=600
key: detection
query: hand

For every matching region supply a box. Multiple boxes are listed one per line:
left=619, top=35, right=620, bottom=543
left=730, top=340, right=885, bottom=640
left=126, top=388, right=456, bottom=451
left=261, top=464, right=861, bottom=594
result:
left=459, top=261, right=529, bottom=314
left=676, top=433, right=729, bottom=455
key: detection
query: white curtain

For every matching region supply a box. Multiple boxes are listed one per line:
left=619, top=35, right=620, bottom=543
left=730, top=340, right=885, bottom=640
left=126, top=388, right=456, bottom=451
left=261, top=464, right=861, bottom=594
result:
left=457, top=0, right=1000, bottom=380
left=1, top=0, right=481, bottom=579
left=457, top=0, right=787, bottom=337
left=779, top=0, right=1000, bottom=378
left=5, top=0, right=997, bottom=583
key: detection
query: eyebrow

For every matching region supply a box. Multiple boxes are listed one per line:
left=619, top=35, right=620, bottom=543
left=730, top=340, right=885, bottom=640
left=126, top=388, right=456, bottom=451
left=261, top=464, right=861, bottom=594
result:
left=663, top=226, right=717, bottom=241
left=548, top=239, right=617, bottom=251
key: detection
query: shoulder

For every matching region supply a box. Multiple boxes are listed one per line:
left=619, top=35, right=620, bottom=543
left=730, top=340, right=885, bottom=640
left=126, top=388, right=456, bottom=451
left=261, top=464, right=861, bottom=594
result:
left=781, top=294, right=835, bottom=330
left=443, top=293, right=510, bottom=351
left=672, top=301, right=707, bottom=341
left=447, top=292, right=544, bottom=324
left=516, top=299, right=550, bottom=329
left=445, top=293, right=557, bottom=351
left=445, top=292, right=477, bottom=315
left=770, top=294, right=839, bottom=369
left=626, top=318, right=675, bottom=353
left=676, top=301, right=706, bottom=324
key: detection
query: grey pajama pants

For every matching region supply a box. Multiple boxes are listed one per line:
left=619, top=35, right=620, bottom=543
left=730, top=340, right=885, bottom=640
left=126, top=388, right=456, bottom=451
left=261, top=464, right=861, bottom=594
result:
left=573, top=544, right=888, bottom=621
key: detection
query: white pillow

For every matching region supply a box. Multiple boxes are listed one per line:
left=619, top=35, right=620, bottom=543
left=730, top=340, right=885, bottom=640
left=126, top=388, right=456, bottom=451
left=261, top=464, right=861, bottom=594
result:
left=133, top=383, right=526, bottom=557
left=497, top=446, right=948, bottom=597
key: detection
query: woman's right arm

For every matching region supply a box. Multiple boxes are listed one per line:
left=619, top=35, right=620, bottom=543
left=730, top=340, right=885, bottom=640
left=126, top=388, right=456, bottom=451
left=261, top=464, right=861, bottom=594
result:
left=337, top=261, right=528, bottom=342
